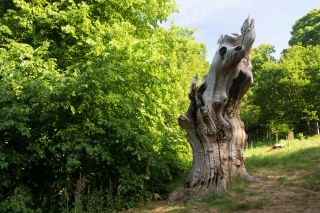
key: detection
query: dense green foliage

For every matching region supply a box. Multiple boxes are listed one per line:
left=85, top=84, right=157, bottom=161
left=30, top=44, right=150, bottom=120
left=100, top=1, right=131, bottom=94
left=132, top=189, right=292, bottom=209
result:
left=289, top=8, right=320, bottom=46
left=129, top=135, right=320, bottom=212
left=0, top=0, right=208, bottom=211
left=242, top=8, right=320, bottom=140
left=1, top=1, right=319, bottom=211
left=243, top=44, right=320, bottom=140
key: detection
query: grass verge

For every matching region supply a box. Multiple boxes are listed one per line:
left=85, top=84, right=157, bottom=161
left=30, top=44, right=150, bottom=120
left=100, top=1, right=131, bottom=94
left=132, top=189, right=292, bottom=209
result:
left=126, top=135, right=320, bottom=212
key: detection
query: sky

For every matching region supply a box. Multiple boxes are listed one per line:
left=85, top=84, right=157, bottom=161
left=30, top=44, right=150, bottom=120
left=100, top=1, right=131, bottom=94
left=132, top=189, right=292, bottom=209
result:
left=162, top=0, right=320, bottom=61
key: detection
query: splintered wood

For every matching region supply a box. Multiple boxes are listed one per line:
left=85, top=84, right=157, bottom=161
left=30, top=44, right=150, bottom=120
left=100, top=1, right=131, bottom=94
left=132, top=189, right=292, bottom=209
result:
left=169, top=17, right=257, bottom=203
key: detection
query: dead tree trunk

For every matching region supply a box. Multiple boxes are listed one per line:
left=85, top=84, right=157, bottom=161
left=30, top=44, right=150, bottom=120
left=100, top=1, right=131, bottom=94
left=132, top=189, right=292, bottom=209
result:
left=169, top=17, right=257, bottom=203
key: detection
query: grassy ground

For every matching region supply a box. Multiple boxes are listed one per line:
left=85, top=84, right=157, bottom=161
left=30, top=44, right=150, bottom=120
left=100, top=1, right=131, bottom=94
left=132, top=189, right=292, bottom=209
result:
left=125, top=135, right=320, bottom=212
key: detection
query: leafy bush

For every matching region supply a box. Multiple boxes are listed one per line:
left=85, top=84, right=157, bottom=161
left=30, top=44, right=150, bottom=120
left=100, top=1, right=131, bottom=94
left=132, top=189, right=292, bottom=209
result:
left=0, top=0, right=208, bottom=211
left=296, top=133, right=305, bottom=140
left=0, top=185, right=41, bottom=213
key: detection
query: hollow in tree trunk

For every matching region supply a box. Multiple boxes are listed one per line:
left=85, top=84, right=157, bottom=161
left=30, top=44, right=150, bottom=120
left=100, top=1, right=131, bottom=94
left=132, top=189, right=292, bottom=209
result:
left=169, top=17, right=257, bottom=203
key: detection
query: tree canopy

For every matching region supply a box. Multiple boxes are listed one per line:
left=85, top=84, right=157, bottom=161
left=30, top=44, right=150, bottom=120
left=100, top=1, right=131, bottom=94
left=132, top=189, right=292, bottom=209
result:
left=0, top=0, right=208, bottom=211
left=242, top=44, right=320, bottom=140
left=241, top=8, right=320, bottom=141
left=289, top=8, right=320, bottom=46
left=1, top=1, right=320, bottom=211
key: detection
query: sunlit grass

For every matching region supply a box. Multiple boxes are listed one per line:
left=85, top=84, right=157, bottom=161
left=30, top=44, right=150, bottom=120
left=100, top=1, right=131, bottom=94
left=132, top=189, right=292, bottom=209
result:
left=244, top=134, right=320, bottom=199
left=203, top=135, right=320, bottom=212
left=131, top=135, right=320, bottom=212
left=245, top=135, right=320, bottom=173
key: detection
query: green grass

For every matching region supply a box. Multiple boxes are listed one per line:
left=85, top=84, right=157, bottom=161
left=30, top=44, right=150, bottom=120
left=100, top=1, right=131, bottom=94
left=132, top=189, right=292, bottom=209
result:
left=245, top=135, right=320, bottom=192
left=245, top=135, right=320, bottom=172
left=202, top=196, right=271, bottom=213
left=201, top=135, right=320, bottom=212
left=195, top=178, right=272, bottom=213
left=212, top=135, right=319, bottom=208
left=129, top=135, right=320, bottom=212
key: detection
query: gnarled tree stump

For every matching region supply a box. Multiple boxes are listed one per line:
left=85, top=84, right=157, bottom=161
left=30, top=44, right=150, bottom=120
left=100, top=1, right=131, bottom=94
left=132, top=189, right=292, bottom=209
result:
left=169, top=17, right=257, bottom=203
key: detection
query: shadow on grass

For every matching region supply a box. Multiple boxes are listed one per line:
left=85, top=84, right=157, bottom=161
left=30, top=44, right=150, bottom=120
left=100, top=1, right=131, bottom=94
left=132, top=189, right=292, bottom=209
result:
left=201, top=145, right=320, bottom=212
left=246, top=145, right=320, bottom=192
left=196, top=177, right=272, bottom=213
left=246, top=139, right=275, bottom=149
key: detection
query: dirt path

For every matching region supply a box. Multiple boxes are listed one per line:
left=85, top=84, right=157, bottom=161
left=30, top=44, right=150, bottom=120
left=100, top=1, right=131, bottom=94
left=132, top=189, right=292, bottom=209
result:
left=125, top=168, right=320, bottom=213
left=241, top=178, right=320, bottom=213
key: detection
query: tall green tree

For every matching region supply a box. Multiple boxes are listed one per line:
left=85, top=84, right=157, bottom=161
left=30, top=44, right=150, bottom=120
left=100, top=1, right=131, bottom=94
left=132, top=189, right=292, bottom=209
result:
left=243, top=8, right=320, bottom=140
left=289, top=8, right=320, bottom=46
left=243, top=44, right=320, bottom=140
left=0, top=0, right=208, bottom=211
left=241, top=44, right=276, bottom=139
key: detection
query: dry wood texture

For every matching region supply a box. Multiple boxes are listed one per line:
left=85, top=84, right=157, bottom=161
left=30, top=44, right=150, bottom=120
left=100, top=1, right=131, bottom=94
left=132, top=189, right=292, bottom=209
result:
left=169, top=17, right=257, bottom=203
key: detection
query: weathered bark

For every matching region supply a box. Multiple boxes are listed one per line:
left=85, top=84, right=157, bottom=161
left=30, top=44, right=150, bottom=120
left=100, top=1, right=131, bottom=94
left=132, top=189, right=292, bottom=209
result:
left=169, top=17, right=257, bottom=203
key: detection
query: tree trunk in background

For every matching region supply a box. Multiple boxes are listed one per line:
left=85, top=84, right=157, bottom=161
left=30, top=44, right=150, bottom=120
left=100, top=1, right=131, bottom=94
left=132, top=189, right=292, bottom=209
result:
left=169, top=17, right=257, bottom=203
